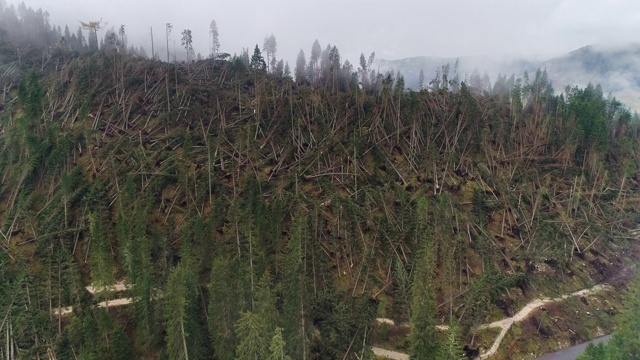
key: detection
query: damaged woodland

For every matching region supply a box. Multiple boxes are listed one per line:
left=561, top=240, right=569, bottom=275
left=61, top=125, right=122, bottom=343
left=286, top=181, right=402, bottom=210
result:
left=1, top=47, right=640, bottom=360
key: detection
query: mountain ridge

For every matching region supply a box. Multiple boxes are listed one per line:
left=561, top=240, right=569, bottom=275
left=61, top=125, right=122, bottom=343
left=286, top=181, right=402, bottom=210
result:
left=378, top=43, right=640, bottom=111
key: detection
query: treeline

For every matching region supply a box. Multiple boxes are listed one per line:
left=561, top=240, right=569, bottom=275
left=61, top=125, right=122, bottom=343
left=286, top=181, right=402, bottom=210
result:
left=0, top=1, right=56, bottom=49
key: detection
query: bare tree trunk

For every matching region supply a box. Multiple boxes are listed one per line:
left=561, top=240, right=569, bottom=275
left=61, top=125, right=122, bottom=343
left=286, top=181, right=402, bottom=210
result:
left=181, top=318, right=190, bottom=360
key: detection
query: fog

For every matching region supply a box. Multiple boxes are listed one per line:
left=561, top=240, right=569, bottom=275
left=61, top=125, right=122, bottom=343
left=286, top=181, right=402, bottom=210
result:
left=16, top=0, right=640, bottom=65
left=4, top=0, right=640, bottom=109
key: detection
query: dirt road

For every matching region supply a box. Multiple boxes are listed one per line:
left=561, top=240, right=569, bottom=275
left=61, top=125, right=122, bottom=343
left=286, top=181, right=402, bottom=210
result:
left=477, top=284, right=611, bottom=359
left=370, top=283, right=612, bottom=359
left=371, top=346, right=410, bottom=360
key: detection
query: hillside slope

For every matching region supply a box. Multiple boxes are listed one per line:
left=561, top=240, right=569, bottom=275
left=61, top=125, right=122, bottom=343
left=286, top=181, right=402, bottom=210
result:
left=1, top=50, right=640, bottom=359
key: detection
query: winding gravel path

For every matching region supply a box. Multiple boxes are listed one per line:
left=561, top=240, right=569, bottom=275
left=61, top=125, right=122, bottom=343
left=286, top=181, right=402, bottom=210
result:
left=371, top=283, right=612, bottom=360
left=477, top=284, right=611, bottom=359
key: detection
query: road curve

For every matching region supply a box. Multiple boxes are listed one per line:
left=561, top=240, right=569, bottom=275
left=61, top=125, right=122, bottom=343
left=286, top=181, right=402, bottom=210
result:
left=478, top=284, right=612, bottom=359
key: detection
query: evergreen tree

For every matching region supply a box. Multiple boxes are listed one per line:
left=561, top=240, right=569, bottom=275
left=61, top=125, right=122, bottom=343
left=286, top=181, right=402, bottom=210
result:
left=250, top=44, right=266, bottom=72
left=209, top=257, right=248, bottom=359
left=254, top=272, right=278, bottom=328
left=603, top=274, right=640, bottom=359
left=438, top=322, right=465, bottom=360
left=295, top=49, right=307, bottom=83
left=409, top=197, right=439, bottom=359
left=267, top=327, right=292, bottom=360
left=88, top=212, right=114, bottom=288
left=111, top=325, right=132, bottom=360
left=165, top=265, right=191, bottom=360
left=235, top=311, right=267, bottom=360
left=282, top=216, right=310, bottom=360
left=283, top=62, right=291, bottom=79
left=164, top=261, right=205, bottom=360
left=309, top=39, right=321, bottom=82
left=568, top=83, right=610, bottom=158
left=577, top=342, right=608, bottom=360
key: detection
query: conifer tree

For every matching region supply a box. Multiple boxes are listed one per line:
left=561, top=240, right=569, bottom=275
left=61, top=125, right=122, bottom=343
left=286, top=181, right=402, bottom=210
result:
left=601, top=274, right=640, bottom=359
left=209, top=257, right=248, bottom=359
left=250, top=44, right=266, bottom=72
left=165, top=265, right=192, bottom=360
left=295, top=49, right=307, bottom=83
left=268, top=327, right=292, bottom=360
left=88, top=213, right=114, bottom=288
left=438, top=322, right=465, bottom=360
left=309, top=39, right=321, bottom=82
left=254, top=271, right=277, bottom=328
left=282, top=216, right=311, bottom=360
left=235, top=311, right=267, bottom=360
left=409, top=197, right=439, bottom=359
left=164, top=259, right=205, bottom=360
left=235, top=271, right=278, bottom=359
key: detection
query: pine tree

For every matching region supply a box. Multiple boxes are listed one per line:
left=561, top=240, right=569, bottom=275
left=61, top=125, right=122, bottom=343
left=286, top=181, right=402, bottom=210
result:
left=235, top=311, right=267, bottom=360
left=235, top=271, right=278, bottom=359
left=295, top=49, right=307, bottom=83
left=282, top=216, right=310, bottom=360
left=603, top=274, right=640, bottom=359
left=409, top=197, right=440, bottom=359
left=577, top=342, right=608, bottom=360
left=250, top=44, right=266, bottom=72
left=209, top=257, right=248, bottom=359
left=438, top=322, right=465, bottom=360
left=164, top=261, right=203, bottom=360
left=111, top=325, right=132, bottom=360
left=254, top=272, right=277, bottom=328
left=88, top=212, right=114, bottom=288
left=309, top=39, right=321, bottom=82
left=267, top=327, right=292, bottom=360
left=165, top=265, right=190, bottom=360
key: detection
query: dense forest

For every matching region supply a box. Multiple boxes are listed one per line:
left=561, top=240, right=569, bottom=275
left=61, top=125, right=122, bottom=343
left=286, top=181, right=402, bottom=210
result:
left=2, top=2, right=640, bottom=360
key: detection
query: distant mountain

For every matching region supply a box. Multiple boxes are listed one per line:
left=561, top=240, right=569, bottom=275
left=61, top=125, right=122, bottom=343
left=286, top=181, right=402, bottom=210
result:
left=378, top=44, right=640, bottom=110
left=542, top=44, right=640, bottom=109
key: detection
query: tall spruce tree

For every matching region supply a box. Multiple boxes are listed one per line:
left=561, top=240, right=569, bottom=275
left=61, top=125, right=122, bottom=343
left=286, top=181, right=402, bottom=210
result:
left=250, top=44, right=266, bottom=72
left=295, top=49, right=307, bottom=83
left=282, top=216, right=310, bottom=360
left=409, top=196, right=439, bottom=359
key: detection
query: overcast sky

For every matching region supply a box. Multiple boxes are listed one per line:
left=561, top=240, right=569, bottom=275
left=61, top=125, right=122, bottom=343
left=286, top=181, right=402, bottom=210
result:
left=20, top=0, right=640, bottom=64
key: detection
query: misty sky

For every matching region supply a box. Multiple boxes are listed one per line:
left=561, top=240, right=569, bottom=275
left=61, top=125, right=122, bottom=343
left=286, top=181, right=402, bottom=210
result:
left=21, top=0, right=640, bottom=64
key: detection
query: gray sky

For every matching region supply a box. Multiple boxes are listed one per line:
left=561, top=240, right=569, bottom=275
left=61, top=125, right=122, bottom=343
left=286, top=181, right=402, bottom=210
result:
left=22, top=0, right=640, bottom=64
